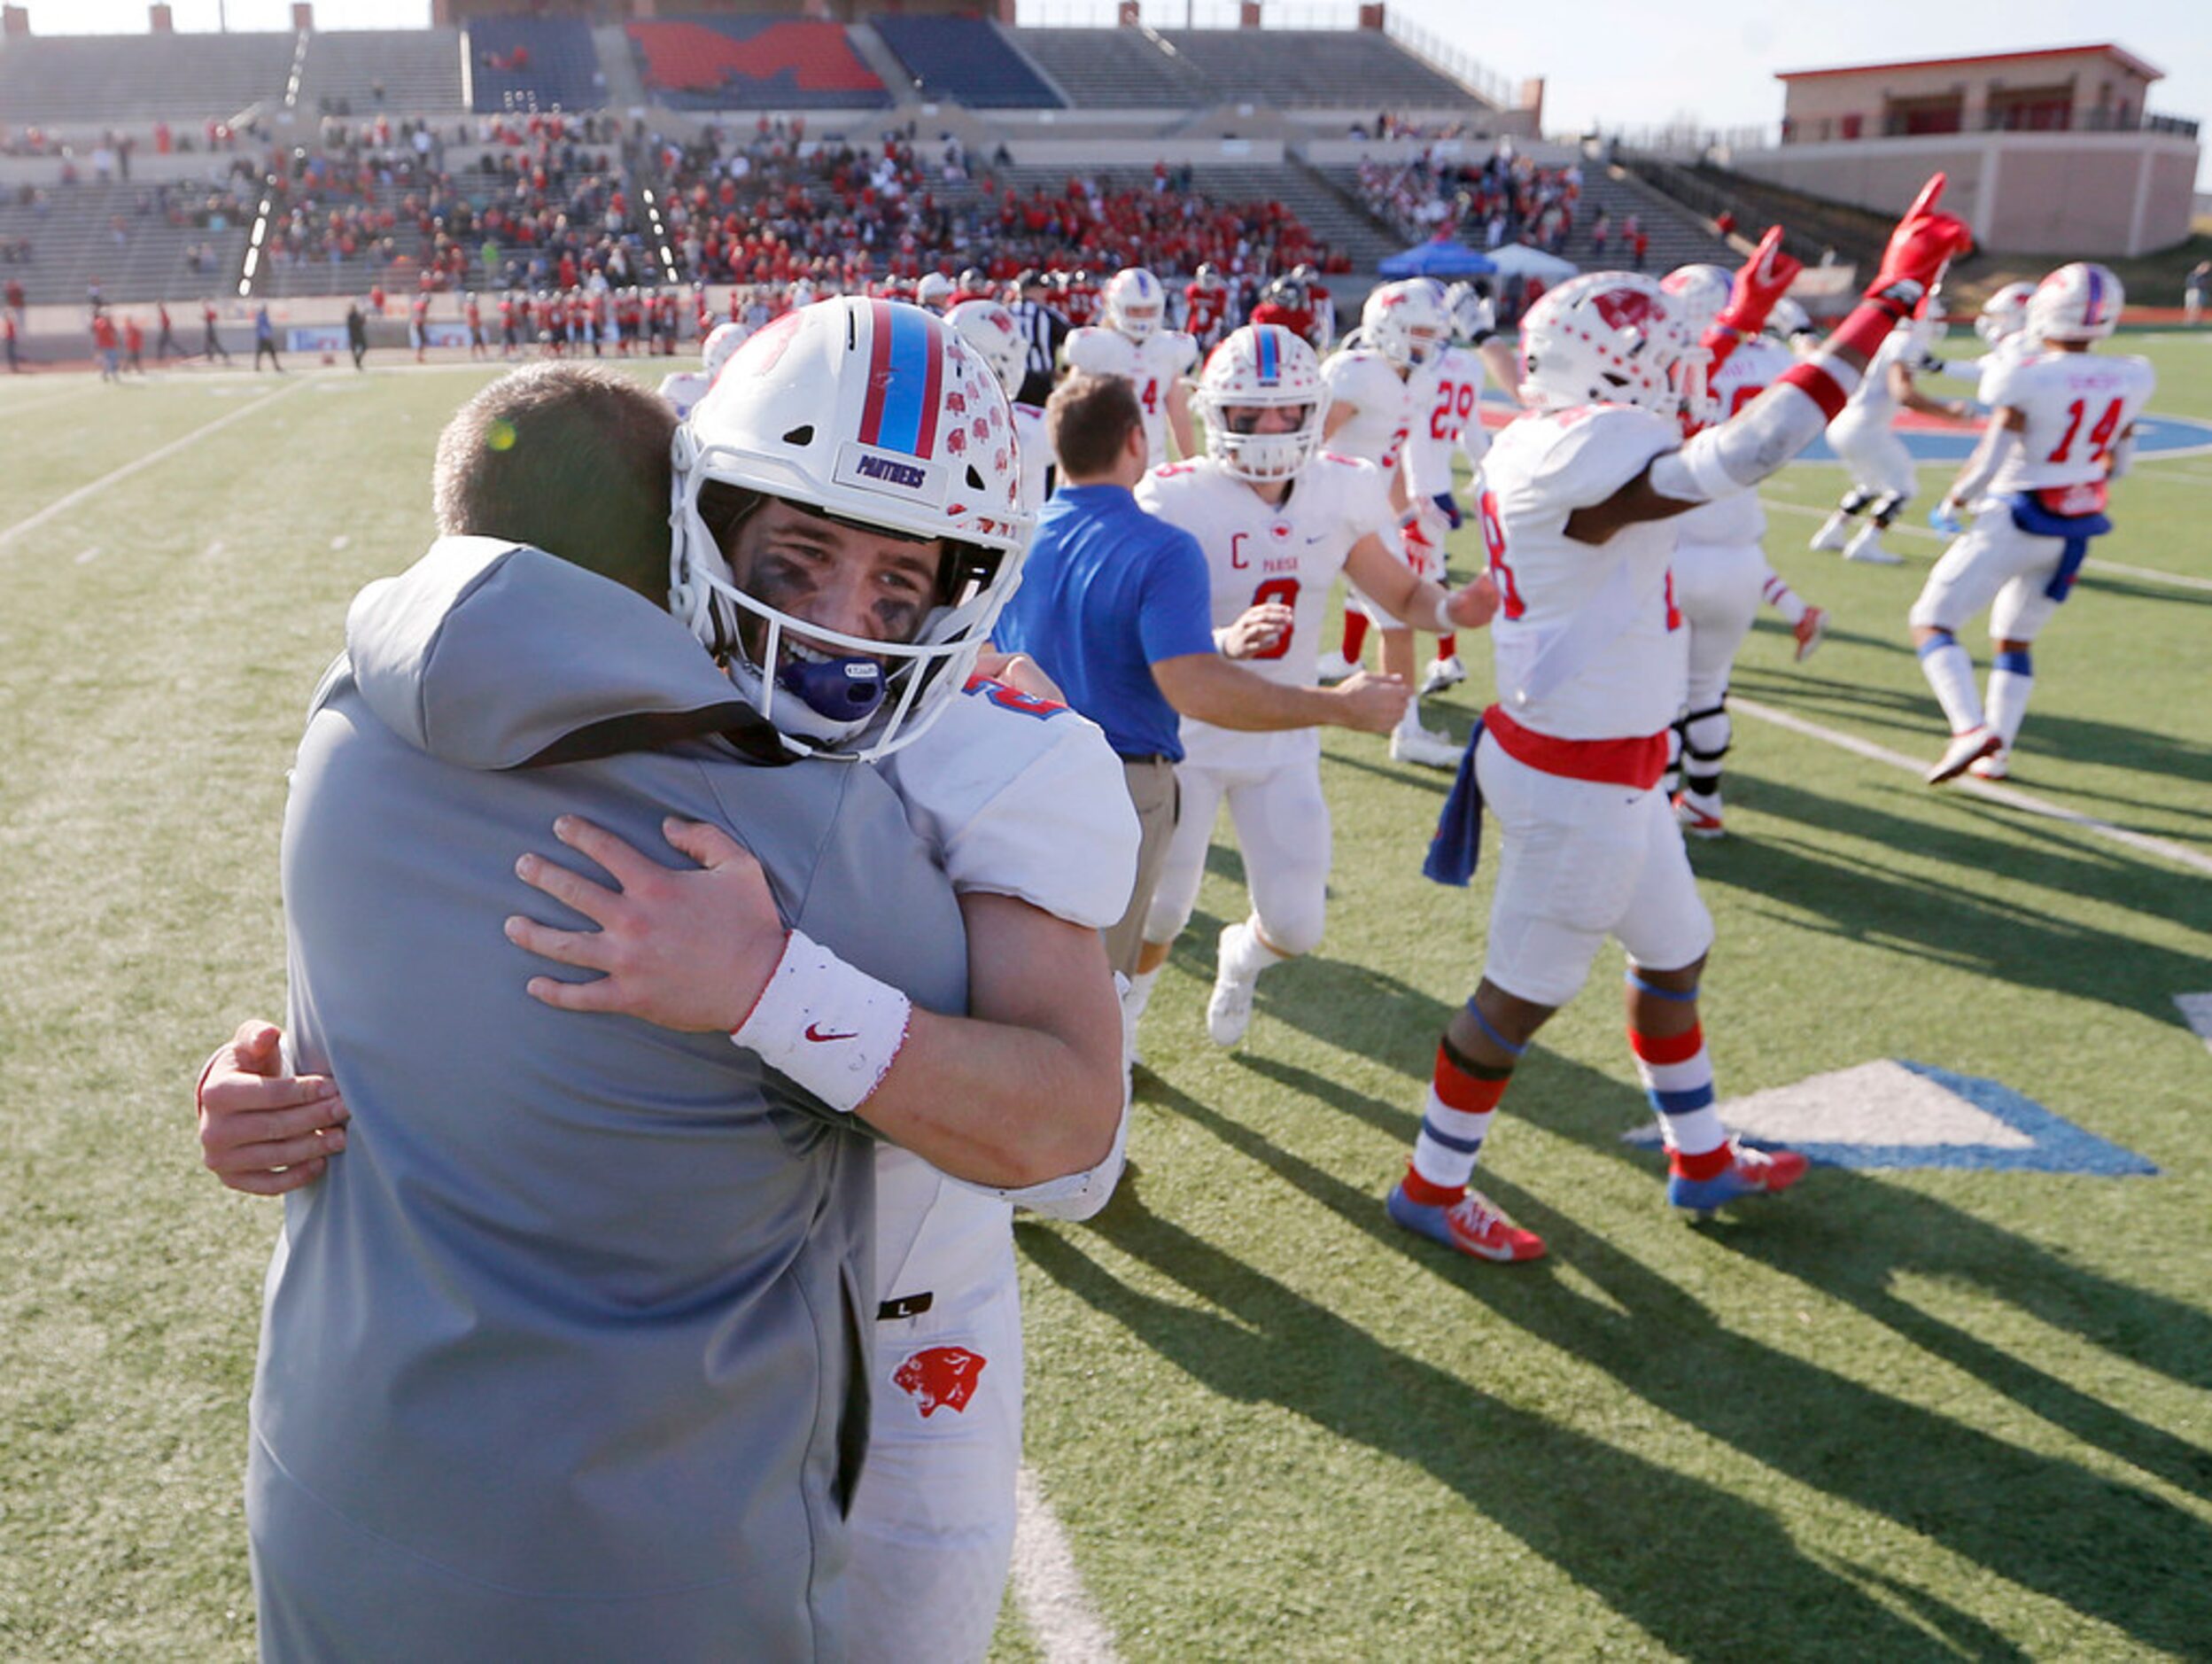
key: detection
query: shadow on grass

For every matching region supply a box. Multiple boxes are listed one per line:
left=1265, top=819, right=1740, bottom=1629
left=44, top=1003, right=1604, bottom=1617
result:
left=1090, top=1069, right=2212, bottom=1655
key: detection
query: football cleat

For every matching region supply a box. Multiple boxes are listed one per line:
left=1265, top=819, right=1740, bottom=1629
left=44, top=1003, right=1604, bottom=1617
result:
left=1968, top=749, right=2009, bottom=781
left=1316, top=651, right=1359, bottom=684
left=1389, top=720, right=1463, bottom=770
left=1928, top=726, right=2001, bottom=784
left=1387, top=1182, right=1548, bottom=1263
left=1666, top=1141, right=1809, bottom=1217
left=1841, top=525, right=1902, bottom=564
left=1808, top=514, right=1851, bottom=553
left=1419, top=654, right=1467, bottom=697
left=1206, top=923, right=1259, bottom=1046
left=1673, top=791, right=1725, bottom=839
left=1793, top=605, right=1828, bottom=662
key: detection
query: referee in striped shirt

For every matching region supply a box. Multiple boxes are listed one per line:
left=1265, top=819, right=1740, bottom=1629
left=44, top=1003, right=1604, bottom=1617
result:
left=1009, top=269, right=1068, bottom=408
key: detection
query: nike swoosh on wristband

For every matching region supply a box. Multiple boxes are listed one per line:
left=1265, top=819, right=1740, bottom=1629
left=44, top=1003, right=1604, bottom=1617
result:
left=805, top=1023, right=859, bottom=1043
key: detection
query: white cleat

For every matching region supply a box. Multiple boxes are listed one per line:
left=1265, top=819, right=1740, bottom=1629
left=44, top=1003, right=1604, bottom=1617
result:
left=1928, top=726, right=2002, bottom=784
left=1389, top=721, right=1463, bottom=770
left=1968, top=749, right=2010, bottom=781
left=1793, top=605, right=1828, bottom=662
left=1206, top=924, right=1259, bottom=1047
left=1418, top=654, right=1467, bottom=697
left=1808, top=514, right=1851, bottom=553
left=1316, top=651, right=1359, bottom=684
left=1674, top=791, right=1725, bottom=839
left=1842, top=525, right=1902, bottom=564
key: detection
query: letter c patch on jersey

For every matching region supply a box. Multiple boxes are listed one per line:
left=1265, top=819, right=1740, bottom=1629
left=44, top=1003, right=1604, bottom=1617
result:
left=891, top=1344, right=988, bottom=1419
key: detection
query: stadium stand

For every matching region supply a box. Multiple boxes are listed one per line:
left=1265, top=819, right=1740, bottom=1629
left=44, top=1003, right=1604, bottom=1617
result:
left=626, top=19, right=889, bottom=112
left=872, top=16, right=1063, bottom=110
left=0, top=178, right=251, bottom=308
left=1005, top=28, right=1207, bottom=110
left=462, top=18, right=607, bottom=116
left=1618, top=152, right=1895, bottom=275
left=296, top=29, right=464, bottom=116
left=1158, top=28, right=1473, bottom=110
left=0, top=31, right=293, bottom=125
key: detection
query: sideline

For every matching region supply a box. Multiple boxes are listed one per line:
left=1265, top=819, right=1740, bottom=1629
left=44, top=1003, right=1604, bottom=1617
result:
left=1013, top=1466, right=1122, bottom=1663
left=0, top=376, right=315, bottom=553
left=1758, top=495, right=2212, bottom=590
left=1731, top=696, right=2212, bottom=880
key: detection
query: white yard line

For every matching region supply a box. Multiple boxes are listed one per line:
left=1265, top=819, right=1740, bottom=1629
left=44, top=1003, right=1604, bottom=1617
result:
left=1731, top=696, right=2212, bottom=880
left=1013, top=1466, right=1123, bottom=1664
left=0, top=376, right=313, bottom=553
left=1758, top=494, right=2212, bottom=590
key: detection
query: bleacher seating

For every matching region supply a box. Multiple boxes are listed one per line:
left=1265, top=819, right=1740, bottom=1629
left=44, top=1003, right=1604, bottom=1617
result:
left=0, top=179, right=250, bottom=307
left=626, top=19, right=888, bottom=112
left=464, top=18, right=607, bottom=115
left=296, top=29, right=463, bottom=115
left=1006, top=28, right=1206, bottom=109
left=0, top=32, right=293, bottom=124
left=872, top=17, right=1061, bottom=110
left=1157, top=29, right=1471, bottom=110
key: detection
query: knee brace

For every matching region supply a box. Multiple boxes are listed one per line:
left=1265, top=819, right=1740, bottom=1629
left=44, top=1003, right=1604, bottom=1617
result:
left=1838, top=487, right=1875, bottom=516
left=1682, top=703, right=1731, bottom=766
left=1870, top=490, right=1910, bottom=528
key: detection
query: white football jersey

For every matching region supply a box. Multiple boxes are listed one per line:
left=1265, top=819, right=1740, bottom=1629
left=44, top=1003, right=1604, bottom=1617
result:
left=1984, top=347, right=2156, bottom=497
left=1972, top=330, right=2037, bottom=408
left=1481, top=403, right=1686, bottom=742
left=1407, top=342, right=1491, bottom=494
left=1064, top=326, right=1199, bottom=466
left=1834, top=328, right=1915, bottom=430
left=1674, top=337, right=1794, bottom=548
left=1138, top=452, right=1397, bottom=768
left=871, top=676, right=1137, bottom=1314
left=1322, top=346, right=1424, bottom=474
left=1012, top=400, right=1051, bottom=512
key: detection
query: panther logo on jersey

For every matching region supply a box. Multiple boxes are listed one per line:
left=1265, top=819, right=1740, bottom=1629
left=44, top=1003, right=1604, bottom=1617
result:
left=892, top=1344, right=988, bottom=1417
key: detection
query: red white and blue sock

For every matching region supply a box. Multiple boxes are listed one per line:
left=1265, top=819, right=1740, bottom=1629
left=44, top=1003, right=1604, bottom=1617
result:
left=1627, top=1015, right=1728, bottom=1181
left=1917, top=628, right=1985, bottom=735
left=1405, top=1027, right=1516, bottom=1202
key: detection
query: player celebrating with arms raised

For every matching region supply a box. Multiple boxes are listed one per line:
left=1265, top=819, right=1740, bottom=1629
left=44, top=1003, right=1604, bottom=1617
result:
left=1389, top=180, right=1971, bottom=1262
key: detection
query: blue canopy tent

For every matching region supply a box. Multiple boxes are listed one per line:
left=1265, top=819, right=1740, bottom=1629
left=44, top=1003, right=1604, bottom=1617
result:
left=1378, top=237, right=1498, bottom=279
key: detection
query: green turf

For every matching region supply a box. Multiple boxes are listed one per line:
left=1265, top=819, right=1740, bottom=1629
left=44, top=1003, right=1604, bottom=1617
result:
left=0, top=342, right=2205, bottom=1661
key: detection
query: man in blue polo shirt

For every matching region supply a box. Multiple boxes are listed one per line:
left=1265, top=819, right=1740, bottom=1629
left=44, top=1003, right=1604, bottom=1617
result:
left=997, top=372, right=1408, bottom=1005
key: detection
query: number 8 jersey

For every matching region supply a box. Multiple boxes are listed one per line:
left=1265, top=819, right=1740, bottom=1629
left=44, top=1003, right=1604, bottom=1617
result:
left=1137, top=450, right=1400, bottom=767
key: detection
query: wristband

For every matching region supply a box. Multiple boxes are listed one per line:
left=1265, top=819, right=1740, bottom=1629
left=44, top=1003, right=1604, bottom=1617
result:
left=1431, top=591, right=1456, bottom=634
left=732, top=928, right=912, bottom=1113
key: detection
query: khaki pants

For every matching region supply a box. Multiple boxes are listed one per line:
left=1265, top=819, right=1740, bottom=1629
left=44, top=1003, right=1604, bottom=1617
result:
left=1101, top=756, right=1179, bottom=976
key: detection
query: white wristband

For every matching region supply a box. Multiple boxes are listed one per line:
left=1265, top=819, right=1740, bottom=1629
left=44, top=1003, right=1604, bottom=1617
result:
left=732, top=928, right=912, bottom=1113
left=1431, top=590, right=1456, bottom=634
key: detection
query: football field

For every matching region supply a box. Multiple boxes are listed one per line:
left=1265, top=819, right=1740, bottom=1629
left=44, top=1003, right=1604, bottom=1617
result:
left=0, top=336, right=2207, bottom=1660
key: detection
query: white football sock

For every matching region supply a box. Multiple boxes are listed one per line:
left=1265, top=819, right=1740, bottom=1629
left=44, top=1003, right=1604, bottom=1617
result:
left=1986, top=659, right=2034, bottom=751
left=1917, top=637, right=1984, bottom=734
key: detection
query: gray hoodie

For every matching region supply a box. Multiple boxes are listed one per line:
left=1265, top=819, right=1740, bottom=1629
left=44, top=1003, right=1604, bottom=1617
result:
left=249, top=537, right=966, bottom=1660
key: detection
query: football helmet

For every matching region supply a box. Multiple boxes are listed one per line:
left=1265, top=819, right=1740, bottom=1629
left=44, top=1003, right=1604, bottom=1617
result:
left=1103, top=268, right=1166, bottom=341
left=670, top=298, right=1033, bottom=761
left=1444, top=280, right=1494, bottom=343
left=701, top=321, right=746, bottom=380
left=1518, top=272, right=1704, bottom=419
left=1194, top=323, right=1330, bottom=483
left=2028, top=262, right=2123, bottom=342
left=1975, top=280, right=2037, bottom=345
left=1194, top=261, right=1223, bottom=289
left=914, top=270, right=955, bottom=311
left=1361, top=279, right=1450, bottom=371
left=945, top=298, right=1028, bottom=393
left=1660, top=263, right=1735, bottom=338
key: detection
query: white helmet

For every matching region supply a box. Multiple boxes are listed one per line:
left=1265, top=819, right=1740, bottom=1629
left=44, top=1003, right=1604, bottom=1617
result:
left=670, top=298, right=1033, bottom=761
left=1765, top=297, right=1813, bottom=341
left=1194, top=323, right=1331, bottom=484
left=1103, top=268, right=1166, bottom=342
left=914, top=270, right=956, bottom=311
left=1660, top=263, right=1734, bottom=338
left=1361, top=279, right=1450, bottom=371
left=945, top=298, right=1027, bottom=393
left=1975, top=281, right=2037, bottom=346
left=701, top=321, right=746, bottom=379
left=2028, top=262, right=2123, bottom=343
left=1444, top=280, right=1494, bottom=343
left=1518, top=272, right=1704, bottom=419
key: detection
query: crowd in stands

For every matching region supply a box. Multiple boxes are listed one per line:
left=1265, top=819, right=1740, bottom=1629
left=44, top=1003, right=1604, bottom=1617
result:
left=1357, top=144, right=1603, bottom=258
left=1, top=118, right=256, bottom=160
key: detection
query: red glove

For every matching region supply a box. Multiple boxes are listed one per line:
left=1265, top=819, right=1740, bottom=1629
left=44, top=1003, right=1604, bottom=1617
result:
left=1704, top=223, right=1801, bottom=374
left=1865, top=175, right=1973, bottom=317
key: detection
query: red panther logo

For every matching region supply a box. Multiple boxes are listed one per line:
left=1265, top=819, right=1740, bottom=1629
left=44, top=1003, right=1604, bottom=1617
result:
left=892, top=1345, right=988, bottom=1418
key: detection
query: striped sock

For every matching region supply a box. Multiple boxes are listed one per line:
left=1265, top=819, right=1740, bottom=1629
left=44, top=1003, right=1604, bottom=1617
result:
left=1627, top=1023, right=1728, bottom=1178
left=1409, top=1039, right=1511, bottom=1195
left=1916, top=630, right=1984, bottom=735
left=1761, top=572, right=1808, bottom=626
left=1986, top=650, right=2033, bottom=751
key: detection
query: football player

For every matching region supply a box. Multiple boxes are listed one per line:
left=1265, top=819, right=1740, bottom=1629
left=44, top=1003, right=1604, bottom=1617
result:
left=1184, top=261, right=1231, bottom=351
left=1659, top=251, right=1828, bottom=838
left=1063, top=267, right=1199, bottom=467
left=1387, top=180, right=1970, bottom=1262
left=656, top=320, right=745, bottom=421
left=947, top=297, right=1053, bottom=509
left=198, top=303, right=1138, bottom=1664
left=1316, top=279, right=1463, bottom=766
left=1913, top=262, right=2154, bottom=781
left=1808, top=288, right=1976, bottom=563
left=914, top=270, right=956, bottom=314
left=1960, top=280, right=2040, bottom=411
left=1130, top=323, right=1500, bottom=1046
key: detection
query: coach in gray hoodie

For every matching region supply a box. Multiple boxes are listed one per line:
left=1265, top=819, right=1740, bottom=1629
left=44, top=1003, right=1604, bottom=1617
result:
left=250, top=365, right=973, bottom=1660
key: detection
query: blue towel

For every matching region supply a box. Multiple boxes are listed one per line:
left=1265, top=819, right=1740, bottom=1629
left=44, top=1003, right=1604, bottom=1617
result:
left=1423, top=718, right=1486, bottom=887
left=2008, top=491, right=2113, bottom=603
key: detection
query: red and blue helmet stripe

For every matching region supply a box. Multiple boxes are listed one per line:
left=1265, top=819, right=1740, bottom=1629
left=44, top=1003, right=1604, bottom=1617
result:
left=1255, top=323, right=1281, bottom=385
left=858, top=300, right=945, bottom=459
left=2080, top=265, right=2107, bottom=328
